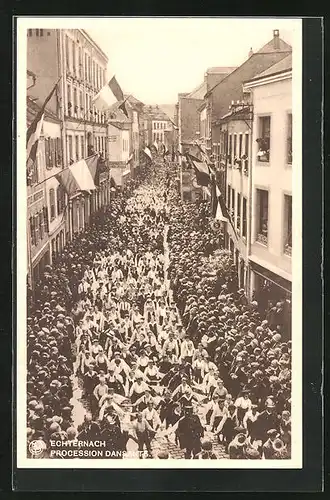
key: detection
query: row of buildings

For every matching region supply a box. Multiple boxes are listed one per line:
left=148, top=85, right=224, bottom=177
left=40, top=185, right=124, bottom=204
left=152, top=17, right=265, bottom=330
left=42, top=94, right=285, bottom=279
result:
left=26, top=28, right=174, bottom=287
left=176, top=29, right=293, bottom=315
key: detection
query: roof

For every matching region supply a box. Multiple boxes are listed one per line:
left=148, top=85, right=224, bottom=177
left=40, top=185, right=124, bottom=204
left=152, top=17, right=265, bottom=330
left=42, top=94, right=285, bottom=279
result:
left=159, top=104, right=176, bottom=121
left=248, top=53, right=292, bottom=81
left=124, top=94, right=145, bottom=109
left=108, top=121, right=130, bottom=130
left=142, top=104, right=171, bottom=121
left=208, top=50, right=292, bottom=121
left=206, top=66, right=237, bottom=74
left=187, top=81, right=207, bottom=99
left=205, top=34, right=291, bottom=98
left=257, top=36, right=292, bottom=54
left=106, top=101, right=132, bottom=123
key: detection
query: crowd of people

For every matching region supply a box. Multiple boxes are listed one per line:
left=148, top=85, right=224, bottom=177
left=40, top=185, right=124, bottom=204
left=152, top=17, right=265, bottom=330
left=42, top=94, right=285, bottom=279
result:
left=26, top=156, right=291, bottom=460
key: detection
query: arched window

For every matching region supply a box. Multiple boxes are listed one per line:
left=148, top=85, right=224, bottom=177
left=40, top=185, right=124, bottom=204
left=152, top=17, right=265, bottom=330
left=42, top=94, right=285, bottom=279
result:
left=57, top=185, right=65, bottom=215
left=49, top=188, right=56, bottom=221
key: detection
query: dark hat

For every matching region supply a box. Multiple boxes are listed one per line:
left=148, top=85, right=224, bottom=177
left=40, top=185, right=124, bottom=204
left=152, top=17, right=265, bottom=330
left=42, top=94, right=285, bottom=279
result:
left=267, top=429, right=279, bottom=438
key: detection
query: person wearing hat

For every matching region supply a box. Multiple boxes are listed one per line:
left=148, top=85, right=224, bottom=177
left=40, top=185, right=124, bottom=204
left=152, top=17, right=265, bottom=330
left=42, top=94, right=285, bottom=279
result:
left=176, top=405, right=204, bottom=459
left=228, top=427, right=248, bottom=459
left=262, top=429, right=280, bottom=459
left=234, top=390, right=252, bottom=426
left=196, top=439, right=218, bottom=459
left=256, top=399, right=280, bottom=445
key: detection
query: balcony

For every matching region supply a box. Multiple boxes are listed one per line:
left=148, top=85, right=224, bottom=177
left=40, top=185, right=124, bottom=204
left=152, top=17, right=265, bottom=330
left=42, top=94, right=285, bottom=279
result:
left=256, top=232, right=268, bottom=246
left=256, top=137, right=270, bottom=163
left=284, top=244, right=292, bottom=256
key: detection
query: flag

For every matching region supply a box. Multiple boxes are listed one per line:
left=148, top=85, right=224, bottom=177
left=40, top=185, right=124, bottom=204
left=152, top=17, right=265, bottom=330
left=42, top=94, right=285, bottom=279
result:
left=126, top=153, right=134, bottom=164
left=56, top=156, right=98, bottom=196
left=210, top=175, right=217, bottom=217
left=215, top=185, right=238, bottom=239
left=153, top=140, right=159, bottom=152
left=118, top=97, right=130, bottom=118
left=143, top=147, right=152, bottom=160
left=169, top=118, right=179, bottom=130
left=186, top=154, right=210, bottom=186
left=26, top=81, right=58, bottom=182
left=92, top=76, right=125, bottom=112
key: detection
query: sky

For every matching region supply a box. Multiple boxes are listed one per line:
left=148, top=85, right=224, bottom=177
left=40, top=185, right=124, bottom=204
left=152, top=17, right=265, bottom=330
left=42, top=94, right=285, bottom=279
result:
left=86, top=18, right=300, bottom=105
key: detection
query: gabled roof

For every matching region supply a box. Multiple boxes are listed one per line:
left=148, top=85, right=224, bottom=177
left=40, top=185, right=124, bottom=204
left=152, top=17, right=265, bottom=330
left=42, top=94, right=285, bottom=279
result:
left=187, top=81, right=207, bottom=99
left=142, top=104, right=171, bottom=121
left=106, top=101, right=132, bottom=123
left=248, top=53, right=292, bottom=81
left=208, top=50, right=292, bottom=121
left=205, top=34, right=291, bottom=99
left=257, top=37, right=292, bottom=54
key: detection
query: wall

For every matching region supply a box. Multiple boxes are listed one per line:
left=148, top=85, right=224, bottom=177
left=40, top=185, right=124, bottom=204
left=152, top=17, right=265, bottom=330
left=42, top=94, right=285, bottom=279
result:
left=179, top=97, right=203, bottom=144
left=27, top=29, right=59, bottom=115
left=250, top=77, right=292, bottom=278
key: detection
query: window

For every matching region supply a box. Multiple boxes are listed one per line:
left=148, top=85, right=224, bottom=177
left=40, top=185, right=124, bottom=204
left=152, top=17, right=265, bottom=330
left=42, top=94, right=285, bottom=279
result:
left=239, top=134, right=243, bottom=158
left=84, top=53, right=88, bottom=80
left=71, top=41, right=75, bottom=75
left=233, top=134, right=237, bottom=159
left=36, top=29, right=40, bottom=37
left=257, top=116, right=271, bottom=162
left=81, top=136, right=85, bottom=158
left=231, top=188, right=235, bottom=218
left=28, top=29, right=32, bottom=37
left=287, top=113, right=292, bottom=164
left=244, top=133, right=249, bottom=174
left=79, top=90, right=83, bottom=117
left=34, top=215, right=39, bottom=243
left=68, top=135, right=73, bottom=163
left=237, top=193, right=241, bottom=231
left=57, top=185, right=65, bottom=215
left=73, top=87, right=77, bottom=115
left=228, top=134, right=232, bottom=164
left=38, top=212, right=44, bottom=240
left=242, top=197, right=247, bottom=238
left=49, top=188, right=56, bottom=221
left=40, top=29, right=44, bottom=37
left=75, top=135, right=79, bottom=160
left=67, top=83, right=71, bottom=116
left=256, top=189, right=269, bottom=245
left=284, top=194, right=292, bottom=255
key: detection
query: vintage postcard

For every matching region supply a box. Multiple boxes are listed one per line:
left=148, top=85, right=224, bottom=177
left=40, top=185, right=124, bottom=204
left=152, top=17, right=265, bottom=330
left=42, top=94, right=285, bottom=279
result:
left=16, top=16, right=302, bottom=469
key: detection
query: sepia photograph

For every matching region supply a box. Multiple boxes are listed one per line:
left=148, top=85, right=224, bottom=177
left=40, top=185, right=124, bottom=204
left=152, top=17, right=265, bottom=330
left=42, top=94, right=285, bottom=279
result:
left=16, top=16, right=303, bottom=469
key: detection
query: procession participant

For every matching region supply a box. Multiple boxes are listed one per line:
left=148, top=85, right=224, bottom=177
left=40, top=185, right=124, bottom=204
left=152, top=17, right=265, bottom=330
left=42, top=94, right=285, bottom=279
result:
left=234, top=389, right=253, bottom=425
left=176, top=405, right=204, bottom=459
left=196, top=439, right=218, bottom=459
left=131, top=412, right=155, bottom=458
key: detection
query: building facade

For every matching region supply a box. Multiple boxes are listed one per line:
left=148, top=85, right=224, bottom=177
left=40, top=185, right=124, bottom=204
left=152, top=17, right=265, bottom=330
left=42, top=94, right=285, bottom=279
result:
left=26, top=29, right=112, bottom=288
left=27, top=28, right=110, bottom=240
left=244, top=54, right=292, bottom=327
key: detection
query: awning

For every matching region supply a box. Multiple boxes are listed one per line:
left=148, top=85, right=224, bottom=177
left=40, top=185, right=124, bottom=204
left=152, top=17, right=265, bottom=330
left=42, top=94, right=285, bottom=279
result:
left=249, top=256, right=292, bottom=293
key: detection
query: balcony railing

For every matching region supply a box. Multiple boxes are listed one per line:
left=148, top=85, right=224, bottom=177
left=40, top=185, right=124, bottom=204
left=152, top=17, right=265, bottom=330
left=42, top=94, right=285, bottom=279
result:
left=257, top=232, right=268, bottom=245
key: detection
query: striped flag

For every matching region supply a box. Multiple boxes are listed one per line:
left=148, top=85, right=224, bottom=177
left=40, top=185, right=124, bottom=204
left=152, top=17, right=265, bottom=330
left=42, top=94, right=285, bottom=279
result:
left=153, top=140, right=159, bottom=152
left=143, top=147, right=152, bottom=160
left=186, top=153, right=210, bottom=186
left=26, top=81, right=58, bottom=183
left=56, top=154, right=99, bottom=196
left=126, top=153, right=134, bottom=165
left=215, top=185, right=238, bottom=239
left=92, top=76, right=125, bottom=112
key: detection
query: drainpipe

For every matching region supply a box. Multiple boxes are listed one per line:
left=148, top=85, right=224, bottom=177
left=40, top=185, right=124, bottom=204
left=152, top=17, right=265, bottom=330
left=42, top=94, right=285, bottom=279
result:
left=246, top=96, right=254, bottom=300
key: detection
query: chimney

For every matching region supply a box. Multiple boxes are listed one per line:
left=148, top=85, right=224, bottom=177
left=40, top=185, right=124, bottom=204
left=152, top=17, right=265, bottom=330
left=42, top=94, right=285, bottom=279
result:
left=248, top=47, right=254, bottom=58
left=273, top=29, right=280, bottom=49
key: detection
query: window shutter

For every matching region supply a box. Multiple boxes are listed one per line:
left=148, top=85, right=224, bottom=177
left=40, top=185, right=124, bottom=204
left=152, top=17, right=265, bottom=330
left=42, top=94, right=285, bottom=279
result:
left=29, top=216, right=35, bottom=246
left=43, top=206, right=49, bottom=233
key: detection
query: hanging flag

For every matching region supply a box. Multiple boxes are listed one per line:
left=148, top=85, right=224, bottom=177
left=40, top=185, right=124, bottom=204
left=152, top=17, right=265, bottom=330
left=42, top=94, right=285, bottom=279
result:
left=118, top=97, right=129, bottom=118
left=210, top=175, right=218, bottom=218
left=56, top=156, right=97, bottom=196
left=169, top=118, right=179, bottom=130
left=143, top=147, right=152, bottom=160
left=26, top=81, right=59, bottom=183
left=126, top=153, right=134, bottom=164
left=186, top=154, right=210, bottom=186
left=153, top=140, right=159, bottom=152
left=92, top=75, right=125, bottom=112
left=215, top=185, right=238, bottom=239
